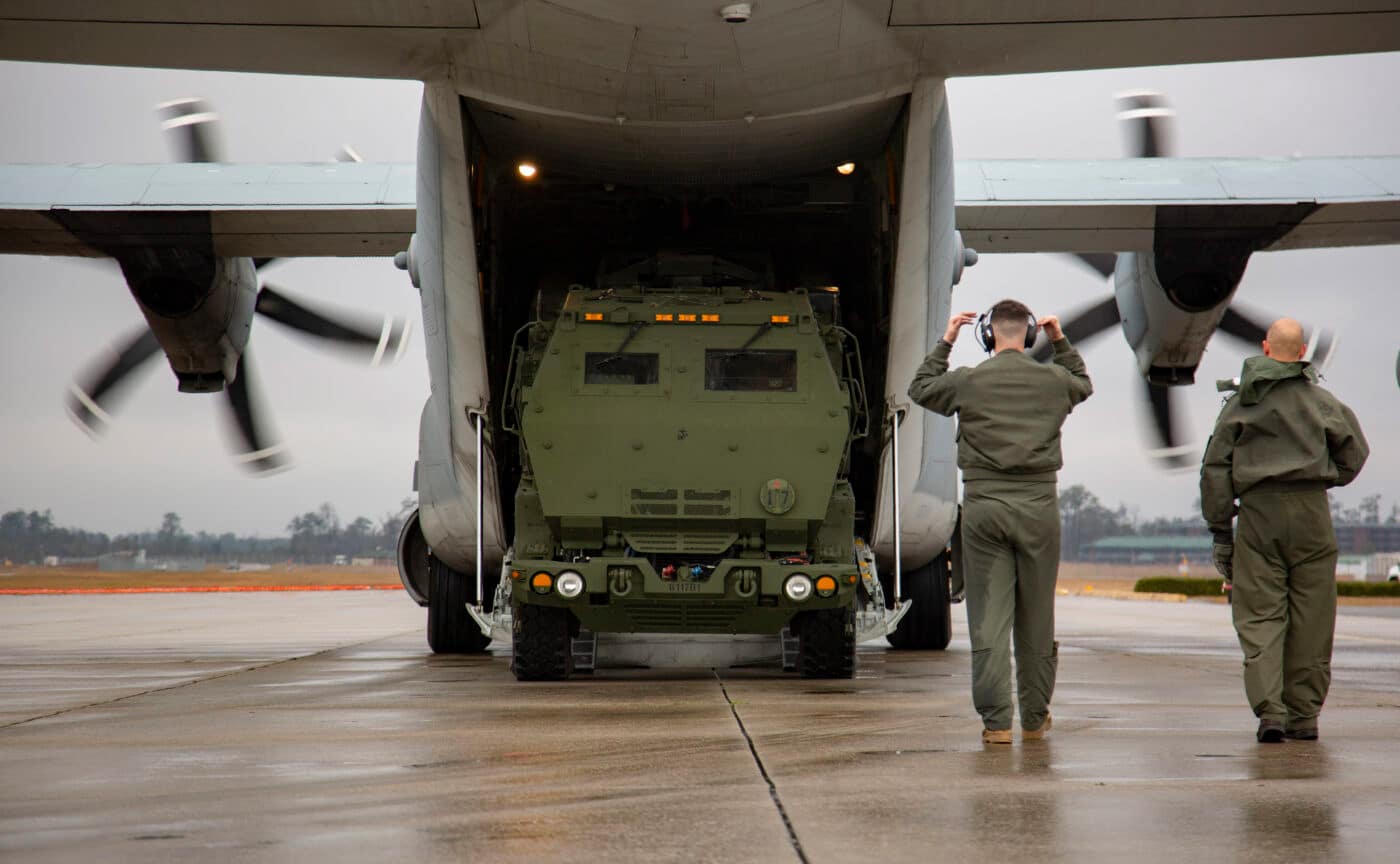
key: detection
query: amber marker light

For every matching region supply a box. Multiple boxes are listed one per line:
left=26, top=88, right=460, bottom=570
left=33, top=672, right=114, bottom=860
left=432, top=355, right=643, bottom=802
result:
left=836, top=162, right=855, bottom=175
left=511, top=569, right=524, bottom=581
left=531, top=572, right=553, bottom=594
left=815, top=575, right=838, bottom=597
left=770, top=314, right=791, bottom=324
left=701, top=314, right=721, bottom=323
left=517, top=161, right=538, bottom=179
left=584, top=312, right=604, bottom=321
left=655, top=313, right=674, bottom=322
left=677, top=313, right=697, bottom=322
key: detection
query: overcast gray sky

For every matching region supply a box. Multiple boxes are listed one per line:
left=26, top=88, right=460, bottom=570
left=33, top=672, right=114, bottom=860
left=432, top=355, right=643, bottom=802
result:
left=1, top=52, right=1396, bottom=536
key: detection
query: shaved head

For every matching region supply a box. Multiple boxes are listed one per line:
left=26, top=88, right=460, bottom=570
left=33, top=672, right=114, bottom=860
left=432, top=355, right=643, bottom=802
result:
left=1264, top=318, right=1306, bottom=362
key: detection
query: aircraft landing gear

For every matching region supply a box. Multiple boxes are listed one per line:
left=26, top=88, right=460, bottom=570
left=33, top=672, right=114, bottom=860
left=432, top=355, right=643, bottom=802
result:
left=426, top=554, right=493, bottom=654
left=886, top=551, right=953, bottom=650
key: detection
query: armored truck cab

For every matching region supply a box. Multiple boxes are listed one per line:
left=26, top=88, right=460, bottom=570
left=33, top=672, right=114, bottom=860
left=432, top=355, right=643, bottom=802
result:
left=500, top=278, right=871, bottom=679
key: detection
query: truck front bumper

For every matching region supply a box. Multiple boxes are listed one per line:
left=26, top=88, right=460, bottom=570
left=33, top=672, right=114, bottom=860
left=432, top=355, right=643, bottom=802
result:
left=506, top=556, right=859, bottom=635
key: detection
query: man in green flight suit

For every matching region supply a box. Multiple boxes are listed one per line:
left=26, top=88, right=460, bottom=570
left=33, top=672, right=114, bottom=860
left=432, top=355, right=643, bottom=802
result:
left=1201, top=317, right=1368, bottom=743
left=909, top=300, right=1093, bottom=744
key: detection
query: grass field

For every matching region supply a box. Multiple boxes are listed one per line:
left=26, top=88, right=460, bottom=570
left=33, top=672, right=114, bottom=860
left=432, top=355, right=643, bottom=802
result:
left=0, top=565, right=400, bottom=591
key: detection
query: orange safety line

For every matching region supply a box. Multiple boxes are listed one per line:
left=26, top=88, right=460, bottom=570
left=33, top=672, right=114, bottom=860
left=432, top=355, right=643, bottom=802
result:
left=0, top=585, right=402, bottom=596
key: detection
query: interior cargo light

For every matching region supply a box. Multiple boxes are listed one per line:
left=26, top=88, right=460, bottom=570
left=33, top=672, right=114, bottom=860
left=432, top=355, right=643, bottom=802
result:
left=517, top=162, right=538, bottom=179
left=655, top=313, right=674, bottom=322
left=678, top=313, right=697, bottom=322
left=770, top=314, right=791, bottom=324
left=836, top=162, right=855, bottom=175
left=701, top=314, right=721, bottom=323
left=815, top=575, right=838, bottom=597
left=584, top=312, right=604, bottom=321
left=531, top=572, right=553, bottom=594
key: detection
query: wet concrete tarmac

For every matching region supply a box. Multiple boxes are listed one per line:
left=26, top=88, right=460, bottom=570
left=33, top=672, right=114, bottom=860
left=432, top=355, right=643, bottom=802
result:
left=1, top=593, right=1397, bottom=863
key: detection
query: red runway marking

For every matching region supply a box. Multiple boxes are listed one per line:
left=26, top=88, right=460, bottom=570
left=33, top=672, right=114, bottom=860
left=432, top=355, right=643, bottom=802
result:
left=0, top=585, right=402, bottom=596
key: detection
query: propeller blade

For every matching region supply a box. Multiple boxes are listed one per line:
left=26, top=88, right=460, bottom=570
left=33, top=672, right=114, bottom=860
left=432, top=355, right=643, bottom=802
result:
left=1073, top=253, right=1117, bottom=279
left=1031, top=296, right=1121, bottom=361
left=1116, top=90, right=1175, bottom=158
left=1303, top=325, right=1339, bottom=373
left=1217, top=305, right=1269, bottom=347
left=65, top=328, right=162, bottom=436
left=156, top=97, right=224, bottom=163
left=255, top=285, right=412, bottom=366
left=223, top=351, right=288, bottom=474
left=1144, top=382, right=1194, bottom=471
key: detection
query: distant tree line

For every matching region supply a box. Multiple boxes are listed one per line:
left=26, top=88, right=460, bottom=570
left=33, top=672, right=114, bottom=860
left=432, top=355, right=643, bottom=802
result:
left=1059, top=485, right=1399, bottom=560
left=0, top=499, right=415, bottom=566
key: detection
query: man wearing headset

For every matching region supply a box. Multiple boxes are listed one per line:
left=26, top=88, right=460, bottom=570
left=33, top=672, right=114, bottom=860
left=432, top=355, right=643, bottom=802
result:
left=1201, top=317, right=1368, bottom=743
left=909, top=299, right=1093, bottom=744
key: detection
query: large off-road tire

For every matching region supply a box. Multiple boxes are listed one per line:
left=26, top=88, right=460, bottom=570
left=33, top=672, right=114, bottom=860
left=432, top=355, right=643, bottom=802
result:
left=796, top=607, right=856, bottom=679
left=427, top=555, right=493, bottom=654
left=886, top=553, right=952, bottom=651
left=511, top=603, right=574, bottom=681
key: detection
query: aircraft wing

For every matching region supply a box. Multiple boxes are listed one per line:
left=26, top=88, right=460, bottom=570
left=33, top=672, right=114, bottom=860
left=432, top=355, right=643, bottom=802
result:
left=0, top=162, right=414, bottom=258
left=2, top=157, right=1397, bottom=260
left=0, top=2, right=1397, bottom=79
left=956, top=157, right=1400, bottom=255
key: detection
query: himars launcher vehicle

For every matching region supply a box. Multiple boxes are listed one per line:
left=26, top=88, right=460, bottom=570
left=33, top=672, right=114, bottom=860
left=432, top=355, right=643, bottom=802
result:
left=403, top=254, right=941, bottom=680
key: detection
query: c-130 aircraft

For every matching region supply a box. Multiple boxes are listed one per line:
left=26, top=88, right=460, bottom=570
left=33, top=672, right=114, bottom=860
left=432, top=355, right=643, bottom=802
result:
left=2, top=3, right=1398, bottom=679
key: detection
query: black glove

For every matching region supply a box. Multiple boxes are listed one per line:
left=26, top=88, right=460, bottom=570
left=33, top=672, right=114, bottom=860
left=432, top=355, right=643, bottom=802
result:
left=1212, top=532, right=1234, bottom=584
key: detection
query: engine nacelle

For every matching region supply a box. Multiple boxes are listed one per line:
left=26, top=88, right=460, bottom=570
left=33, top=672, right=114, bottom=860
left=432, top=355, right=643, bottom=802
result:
left=117, top=252, right=258, bottom=392
left=1112, top=250, right=1240, bottom=385
left=1114, top=203, right=1318, bottom=386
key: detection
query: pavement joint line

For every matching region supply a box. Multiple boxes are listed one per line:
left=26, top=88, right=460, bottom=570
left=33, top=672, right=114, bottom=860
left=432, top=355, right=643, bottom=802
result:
left=0, top=636, right=394, bottom=731
left=715, top=671, right=809, bottom=864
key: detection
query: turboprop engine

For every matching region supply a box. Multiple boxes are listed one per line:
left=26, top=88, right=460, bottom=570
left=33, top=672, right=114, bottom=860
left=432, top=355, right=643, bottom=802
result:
left=1035, top=93, right=1333, bottom=468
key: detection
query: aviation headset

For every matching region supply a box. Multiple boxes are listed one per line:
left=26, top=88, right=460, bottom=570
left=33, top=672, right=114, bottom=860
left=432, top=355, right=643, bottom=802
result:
left=974, top=306, right=1038, bottom=354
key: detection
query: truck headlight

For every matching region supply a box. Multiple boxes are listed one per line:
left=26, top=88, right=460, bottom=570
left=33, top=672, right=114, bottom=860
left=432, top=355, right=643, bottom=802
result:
left=815, top=575, right=838, bottom=597
left=531, top=572, right=553, bottom=594
left=556, top=570, right=585, bottom=599
left=783, top=574, right=813, bottom=602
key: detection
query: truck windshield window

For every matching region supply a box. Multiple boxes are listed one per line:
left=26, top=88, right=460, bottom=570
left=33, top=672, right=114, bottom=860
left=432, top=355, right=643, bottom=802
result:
left=585, top=352, right=659, bottom=385
left=705, top=350, right=797, bottom=392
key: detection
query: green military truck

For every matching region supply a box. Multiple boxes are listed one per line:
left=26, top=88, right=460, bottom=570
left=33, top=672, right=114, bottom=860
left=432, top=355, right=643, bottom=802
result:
left=480, top=258, right=906, bottom=680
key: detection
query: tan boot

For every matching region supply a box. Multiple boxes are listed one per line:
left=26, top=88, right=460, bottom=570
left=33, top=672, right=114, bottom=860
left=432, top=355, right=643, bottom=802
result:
left=1023, top=713, right=1052, bottom=741
left=982, top=727, right=1012, bottom=745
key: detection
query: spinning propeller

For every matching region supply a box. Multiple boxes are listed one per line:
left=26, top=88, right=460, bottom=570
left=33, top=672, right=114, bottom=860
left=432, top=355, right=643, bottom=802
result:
left=66, top=98, right=411, bottom=473
left=1031, top=91, right=1335, bottom=469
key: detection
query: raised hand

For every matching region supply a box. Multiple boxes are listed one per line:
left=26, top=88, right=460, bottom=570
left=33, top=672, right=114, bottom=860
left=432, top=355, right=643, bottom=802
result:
left=1037, top=315, right=1062, bottom=341
left=945, top=311, right=979, bottom=344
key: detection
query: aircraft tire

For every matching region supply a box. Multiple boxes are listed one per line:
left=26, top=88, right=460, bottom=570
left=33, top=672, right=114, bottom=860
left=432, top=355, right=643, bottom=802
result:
left=511, top=603, right=574, bottom=681
left=797, top=606, right=856, bottom=679
left=426, top=555, right=492, bottom=654
left=886, top=553, right=953, bottom=651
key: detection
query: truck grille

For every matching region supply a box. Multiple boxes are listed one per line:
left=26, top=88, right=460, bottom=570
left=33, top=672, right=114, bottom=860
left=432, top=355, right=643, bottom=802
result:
left=620, top=601, right=747, bottom=633
left=623, top=530, right=737, bottom=554
left=629, top=488, right=733, bottom=517
left=630, top=488, right=679, bottom=516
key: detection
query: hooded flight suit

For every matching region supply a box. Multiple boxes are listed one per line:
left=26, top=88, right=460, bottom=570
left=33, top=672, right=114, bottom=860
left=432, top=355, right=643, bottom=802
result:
left=1201, top=356, right=1368, bottom=733
left=909, top=337, right=1092, bottom=732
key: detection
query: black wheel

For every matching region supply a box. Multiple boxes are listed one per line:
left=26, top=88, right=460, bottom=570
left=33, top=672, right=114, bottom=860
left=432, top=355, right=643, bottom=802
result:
left=886, top=552, right=952, bottom=651
left=427, top=554, right=493, bottom=654
left=511, top=603, right=574, bottom=681
left=796, top=606, right=856, bottom=679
